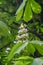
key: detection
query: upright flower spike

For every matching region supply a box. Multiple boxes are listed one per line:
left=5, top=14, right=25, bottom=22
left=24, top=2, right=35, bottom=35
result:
left=16, top=23, right=29, bottom=43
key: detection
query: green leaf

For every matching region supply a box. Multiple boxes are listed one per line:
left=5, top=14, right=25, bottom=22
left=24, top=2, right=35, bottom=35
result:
left=6, top=42, right=23, bottom=63
left=29, top=40, right=43, bottom=45
left=0, top=21, right=10, bottom=36
left=26, top=44, right=35, bottom=55
left=16, top=9, right=23, bottom=21
left=16, top=0, right=27, bottom=21
left=31, top=0, right=41, bottom=14
left=16, top=0, right=27, bottom=14
left=34, top=44, right=43, bottom=55
left=15, top=61, right=24, bottom=65
left=15, top=56, right=33, bottom=65
left=40, top=27, right=43, bottom=33
left=6, top=42, right=28, bottom=63
left=0, top=37, right=10, bottom=49
left=18, top=56, right=33, bottom=61
left=23, top=0, right=32, bottom=22
left=30, top=58, right=43, bottom=65
left=15, top=42, right=28, bottom=54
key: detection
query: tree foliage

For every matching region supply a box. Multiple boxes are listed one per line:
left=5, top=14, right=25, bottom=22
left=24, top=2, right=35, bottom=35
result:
left=0, top=0, right=43, bottom=65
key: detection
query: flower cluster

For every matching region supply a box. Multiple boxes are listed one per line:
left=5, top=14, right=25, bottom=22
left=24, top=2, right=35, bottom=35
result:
left=16, top=23, right=29, bottom=43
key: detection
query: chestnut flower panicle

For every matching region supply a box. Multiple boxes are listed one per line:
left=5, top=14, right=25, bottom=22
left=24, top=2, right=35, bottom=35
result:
left=16, top=23, right=29, bottom=43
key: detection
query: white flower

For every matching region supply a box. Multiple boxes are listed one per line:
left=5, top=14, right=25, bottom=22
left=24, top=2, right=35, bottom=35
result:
left=24, top=24, right=27, bottom=27
left=8, top=31, right=11, bottom=34
left=14, top=41, right=17, bottom=43
left=5, top=51, right=9, bottom=53
left=19, top=23, right=24, bottom=29
left=18, top=28, right=27, bottom=34
left=25, top=33, right=28, bottom=37
left=6, top=47, right=11, bottom=50
left=17, top=33, right=28, bottom=39
left=17, top=40, right=22, bottom=43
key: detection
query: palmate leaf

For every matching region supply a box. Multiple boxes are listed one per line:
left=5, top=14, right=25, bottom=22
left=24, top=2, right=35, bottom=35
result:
left=30, top=58, right=43, bottom=65
left=23, top=0, right=32, bottom=22
left=6, top=40, right=43, bottom=64
left=31, top=0, right=41, bottom=14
